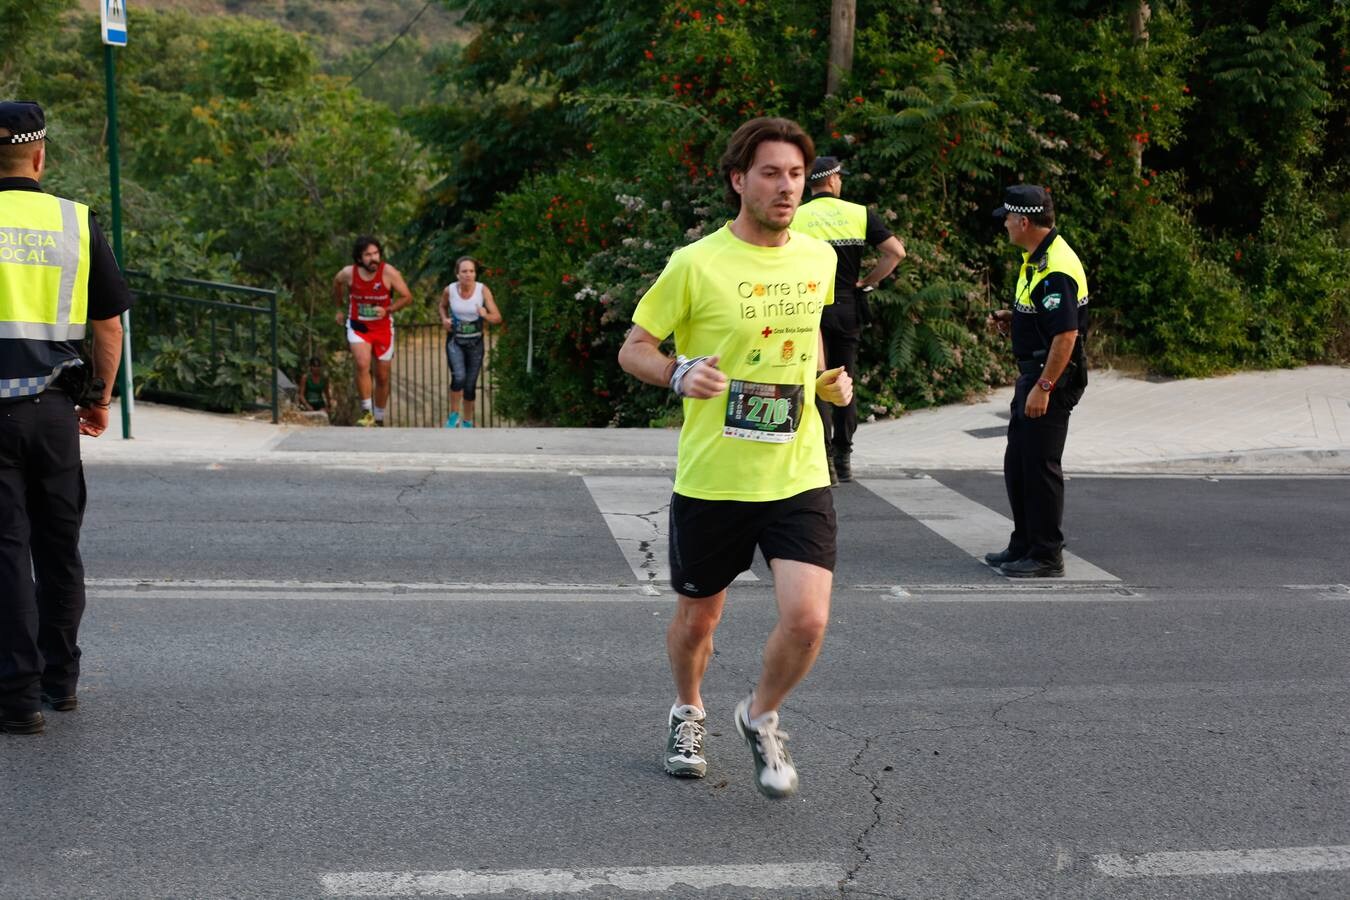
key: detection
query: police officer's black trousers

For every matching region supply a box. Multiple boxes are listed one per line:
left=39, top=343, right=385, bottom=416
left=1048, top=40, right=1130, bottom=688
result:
left=0, top=391, right=87, bottom=716
left=817, top=304, right=861, bottom=456
left=1003, top=376, right=1072, bottom=562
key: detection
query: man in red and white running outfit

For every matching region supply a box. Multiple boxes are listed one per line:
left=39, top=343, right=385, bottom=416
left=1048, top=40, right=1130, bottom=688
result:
left=332, top=236, right=412, bottom=426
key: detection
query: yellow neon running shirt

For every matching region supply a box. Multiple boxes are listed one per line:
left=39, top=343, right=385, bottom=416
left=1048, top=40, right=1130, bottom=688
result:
left=633, top=222, right=837, bottom=501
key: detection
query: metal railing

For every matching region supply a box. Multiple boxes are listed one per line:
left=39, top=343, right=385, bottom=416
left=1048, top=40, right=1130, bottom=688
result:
left=386, top=323, right=500, bottom=427
left=127, top=272, right=280, bottom=422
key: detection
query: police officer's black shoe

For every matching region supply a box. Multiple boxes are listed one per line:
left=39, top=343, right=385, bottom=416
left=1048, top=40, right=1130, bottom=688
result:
left=827, top=454, right=839, bottom=486
left=41, top=692, right=78, bottom=712
left=984, top=546, right=1024, bottom=567
left=834, top=451, right=853, bottom=483
left=1000, top=557, right=1065, bottom=578
left=1, top=711, right=45, bottom=734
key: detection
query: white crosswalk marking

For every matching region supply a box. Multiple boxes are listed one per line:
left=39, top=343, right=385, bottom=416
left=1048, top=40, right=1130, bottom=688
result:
left=320, top=862, right=844, bottom=896
left=861, top=476, right=1119, bottom=583
left=1092, top=844, right=1350, bottom=878
left=583, top=475, right=758, bottom=591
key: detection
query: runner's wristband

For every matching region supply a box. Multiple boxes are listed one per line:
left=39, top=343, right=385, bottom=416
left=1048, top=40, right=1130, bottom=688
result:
left=670, top=355, right=711, bottom=397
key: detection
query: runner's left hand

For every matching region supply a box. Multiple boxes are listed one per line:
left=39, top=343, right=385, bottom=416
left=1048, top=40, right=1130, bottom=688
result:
left=373, top=307, right=388, bottom=319
left=817, top=366, right=853, bottom=407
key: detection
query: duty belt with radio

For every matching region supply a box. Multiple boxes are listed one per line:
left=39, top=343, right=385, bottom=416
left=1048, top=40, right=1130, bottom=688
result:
left=52, top=363, right=105, bottom=406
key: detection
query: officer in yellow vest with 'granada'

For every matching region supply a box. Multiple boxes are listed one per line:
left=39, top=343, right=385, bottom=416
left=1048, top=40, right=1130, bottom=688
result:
left=986, top=185, right=1089, bottom=579
left=790, top=156, right=906, bottom=483
left=0, top=101, right=132, bottom=735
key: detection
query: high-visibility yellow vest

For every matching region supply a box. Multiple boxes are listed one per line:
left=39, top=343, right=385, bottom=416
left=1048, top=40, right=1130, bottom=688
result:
left=791, top=195, right=868, bottom=247
left=0, top=190, right=91, bottom=398
left=1014, top=233, right=1089, bottom=312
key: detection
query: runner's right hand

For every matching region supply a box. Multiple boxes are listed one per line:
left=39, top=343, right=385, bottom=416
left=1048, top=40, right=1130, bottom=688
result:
left=680, top=355, right=727, bottom=399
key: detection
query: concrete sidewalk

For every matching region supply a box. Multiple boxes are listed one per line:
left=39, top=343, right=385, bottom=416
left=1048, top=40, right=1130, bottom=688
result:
left=80, top=366, right=1350, bottom=474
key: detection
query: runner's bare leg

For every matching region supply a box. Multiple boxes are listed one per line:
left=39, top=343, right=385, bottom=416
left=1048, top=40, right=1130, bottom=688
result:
left=668, top=590, right=726, bottom=710
left=375, top=357, right=392, bottom=409
left=749, top=559, right=831, bottom=718
left=350, top=340, right=373, bottom=402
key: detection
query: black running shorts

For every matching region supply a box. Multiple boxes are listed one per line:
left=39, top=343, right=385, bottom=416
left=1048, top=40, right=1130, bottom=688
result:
left=668, top=488, right=837, bottom=598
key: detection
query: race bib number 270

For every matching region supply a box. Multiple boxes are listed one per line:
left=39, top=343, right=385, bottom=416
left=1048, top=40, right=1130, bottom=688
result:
left=723, top=379, right=803, bottom=443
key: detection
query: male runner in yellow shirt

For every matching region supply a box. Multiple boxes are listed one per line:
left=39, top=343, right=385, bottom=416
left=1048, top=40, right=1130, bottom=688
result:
left=618, top=117, right=852, bottom=799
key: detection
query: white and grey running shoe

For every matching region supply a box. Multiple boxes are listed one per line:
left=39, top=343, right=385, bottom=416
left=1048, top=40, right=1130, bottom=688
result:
left=734, top=695, right=798, bottom=799
left=665, top=704, right=708, bottom=778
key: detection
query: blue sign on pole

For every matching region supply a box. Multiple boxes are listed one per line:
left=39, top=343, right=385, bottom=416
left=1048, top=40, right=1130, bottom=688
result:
left=102, top=0, right=127, bottom=47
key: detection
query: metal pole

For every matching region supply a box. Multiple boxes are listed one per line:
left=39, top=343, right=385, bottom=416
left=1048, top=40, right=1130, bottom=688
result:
left=526, top=298, right=534, bottom=375
left=104, top=43, right=133, bottom=439
left=270, top=290, right=279, bottom=424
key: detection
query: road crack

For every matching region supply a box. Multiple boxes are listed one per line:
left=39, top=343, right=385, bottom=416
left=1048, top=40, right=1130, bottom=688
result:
left=609, top=507, right=665, bottom=584
left=988, top=670, right=1059, bottom=739
left=393, top=470, right=436, bottom=522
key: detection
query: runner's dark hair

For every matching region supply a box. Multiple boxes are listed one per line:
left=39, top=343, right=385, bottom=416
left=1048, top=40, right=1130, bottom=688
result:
left=719, top=117, right=815, bottom=210
left=352, top=235, right=382, bottom=265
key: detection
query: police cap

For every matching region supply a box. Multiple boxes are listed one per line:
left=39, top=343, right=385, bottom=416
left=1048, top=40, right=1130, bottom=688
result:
left=993, top=184, right=1052, bottom=218
left=0, top=101, right=46, bottom=144
left=808, top=156, right=849, bottom=182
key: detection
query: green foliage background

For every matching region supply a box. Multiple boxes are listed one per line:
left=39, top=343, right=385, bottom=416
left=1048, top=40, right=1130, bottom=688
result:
left=3, top=0, right=1346, bottom=422
left=409, top=0, right=1348, bottom=425
left=1, top=0, right=432, bottom=414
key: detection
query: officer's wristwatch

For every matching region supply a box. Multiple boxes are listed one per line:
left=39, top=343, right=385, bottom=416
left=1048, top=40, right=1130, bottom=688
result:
left=1036, top=377, right=1055, bottom=393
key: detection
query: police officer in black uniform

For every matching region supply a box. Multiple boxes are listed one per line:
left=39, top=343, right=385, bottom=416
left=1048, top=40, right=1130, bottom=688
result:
left=1, top=101, right=131, bottom=735
left=791, top=156, right=906, bottom=482
left=985, top=185, right=1089, bottom=578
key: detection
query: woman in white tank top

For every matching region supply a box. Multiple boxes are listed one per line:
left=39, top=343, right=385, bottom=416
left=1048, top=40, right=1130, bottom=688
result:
left=438, top=256, right=502, bottom=427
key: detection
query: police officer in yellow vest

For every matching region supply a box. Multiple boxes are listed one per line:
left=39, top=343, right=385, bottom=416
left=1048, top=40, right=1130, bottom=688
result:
left=791, top=156, right=905, bottom=482
left=1, top=101, right=131, bottom=735
left=986, top=185, right=1088, bottom=578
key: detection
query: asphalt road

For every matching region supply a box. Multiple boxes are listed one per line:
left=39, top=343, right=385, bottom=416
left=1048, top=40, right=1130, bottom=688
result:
left=3, top=465, right=1347, bottom=899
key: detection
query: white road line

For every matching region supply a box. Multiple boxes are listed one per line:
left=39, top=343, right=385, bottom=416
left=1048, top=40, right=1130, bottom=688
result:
left=88, top=579, right=636, bottom=592
left=1092, top=844, right=1350, bottom=878
left=583, top=475, right=757, bottom=589
left=861, top=477, right=1119, bottom=583
left=321, top=862, right=843, bottom=896
left=85, top=579, right=659, bottom=602
left=879, top=584, right=1147, bottom=603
